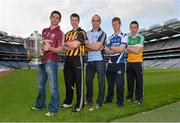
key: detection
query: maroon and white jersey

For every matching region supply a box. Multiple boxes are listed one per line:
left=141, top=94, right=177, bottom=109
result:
left=42, top=26, right=63, bottom=62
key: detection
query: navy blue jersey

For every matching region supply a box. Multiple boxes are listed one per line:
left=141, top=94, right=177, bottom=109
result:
left=106, top=32, right=127, bottom=64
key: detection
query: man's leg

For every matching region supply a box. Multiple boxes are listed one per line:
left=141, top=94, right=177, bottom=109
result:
left=73, top=56, right=84, bottom=111
left=126, top=62, right=135, bottom=101
left=35, top=63, right=47, bottom=109
left=105, top=64, right=116, bottom=103
left=86, top=62, right=96, bottom=104
left=135, top=62, right=144, bottom=102
left=96, top=61, right=105, bottom=106
left=116, top=63, right=125, bottom=107
left=46, top=61, right=60, bottom=113
left=63, top=58, right=74, bottom=105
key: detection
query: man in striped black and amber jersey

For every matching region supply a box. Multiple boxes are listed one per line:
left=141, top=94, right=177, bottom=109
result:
left=62, top=13, right=87, bottom=113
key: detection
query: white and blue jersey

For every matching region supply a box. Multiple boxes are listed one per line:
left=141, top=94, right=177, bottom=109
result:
left=106, top=32, right=128, bottom=64
left=87, top=28, right=107, bottom=61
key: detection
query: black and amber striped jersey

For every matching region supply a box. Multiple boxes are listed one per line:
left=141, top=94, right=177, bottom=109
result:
left=65, top=27, right=87, bottom=56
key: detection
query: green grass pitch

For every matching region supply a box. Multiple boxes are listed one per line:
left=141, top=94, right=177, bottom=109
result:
left=0, top=68, right=180, bottom=122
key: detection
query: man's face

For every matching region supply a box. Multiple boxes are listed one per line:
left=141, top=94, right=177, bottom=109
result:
left=112, top=21, right=120, bottom=32
left=91, top=16, right=101, bottom=29
left=50, top=13, right=61, bottom=26
left=130, top=24, right=138, bottom=35
left=70, top=17, right=79, bottom=29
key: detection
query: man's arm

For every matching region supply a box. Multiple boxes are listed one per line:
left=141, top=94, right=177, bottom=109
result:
left=85, top=42, right=104, bottom=51
left=110, top=34, right=128, bottom=53
left=65, top=31, right=86, bottom=49
left=104, top=47, right=116, bottom=55
left=110, top=44, right=126, bottom=53
left=49, top=45, right=64, bottom=53
left=127, top=45, right=143, bottom=54
left=63, top=44, right=72, bottom=51
left=65, top=41, right=81, bottom=49
left=127, top=35, right=144, bottom=54
left=43, top=43, right=64, bottom=53
left=43, top=32, right=65, bottom=53
left=85, top=31, right=106, bottom=51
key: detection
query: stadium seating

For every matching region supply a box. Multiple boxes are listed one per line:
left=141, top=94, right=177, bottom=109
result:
left=144, top=37, right=180, bottom=51
left=0, top=43, right=27, bottom=54
left=141, top=18, right=180, bottom=68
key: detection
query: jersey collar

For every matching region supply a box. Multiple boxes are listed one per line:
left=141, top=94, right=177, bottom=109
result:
left=113, top=32, right=123, bottom=37
left=71, top=27, right=81, bottom=32
left=91, top=27, right=102, bottom=32
left=130, top=33, right=138, bottom=38
left=49, top=26, right=60, bottom=31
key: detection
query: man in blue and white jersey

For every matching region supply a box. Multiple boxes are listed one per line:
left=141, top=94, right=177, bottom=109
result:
left=104, top=17, right=127, bottom=108
left=85, top=15, right=107, bottom=111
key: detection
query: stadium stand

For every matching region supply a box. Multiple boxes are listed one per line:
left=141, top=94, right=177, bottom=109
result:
left=140, top=18, right=180, bottom=68
left=0, top=31, right=29, bottom=69
left=0, top=18, right=180, bottom=69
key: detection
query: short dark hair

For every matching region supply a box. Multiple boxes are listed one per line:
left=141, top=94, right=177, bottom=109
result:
left=112, top=17, right=121, bottom=24
left=51, top=10, right=61, bottom=19
left=70, top=13, right=80, bottom=21
left=130, top=21, right=139, bottom=28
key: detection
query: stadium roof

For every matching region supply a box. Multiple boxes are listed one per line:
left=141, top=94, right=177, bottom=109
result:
left=139, top=18, right=180, bottom=41
left=0, top=31, right=23, bottom=44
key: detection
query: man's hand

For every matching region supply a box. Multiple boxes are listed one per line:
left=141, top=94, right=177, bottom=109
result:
left=105, top=47, right=115, bottom=55
left=65, top=41, right=81, bottom=49
left=63, top=44, right=71, bottom=51
left=85, top=40, right=89, bottom=45
left=43, top=43, right=51, bottom=51
left=85, top=40, right=93, bottom=45
left=85, top=41, right=103, bottom=51
left=127, top=45, right=143, bottom=54
left=125, top=49, right=129, bottom=54
left=109, top=44, right=126, bottom=53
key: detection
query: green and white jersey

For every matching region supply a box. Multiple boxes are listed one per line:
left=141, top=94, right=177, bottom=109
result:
left=128, top=34, right=144, bottom=47
left=127, top=34, right=145, bottom=62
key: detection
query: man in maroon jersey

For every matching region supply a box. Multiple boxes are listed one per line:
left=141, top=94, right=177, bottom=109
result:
left=31, top=10, right=64, bottom=117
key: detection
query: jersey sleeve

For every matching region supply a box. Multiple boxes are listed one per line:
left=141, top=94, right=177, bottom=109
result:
left=105, top=36, right=111, bottom=48
left=136, top=35, right=144, bottom=47
left=139, top=35, right=145, bottom=46
left=64, top=33, right=67, bottom=43
left=97, top=32, right=107, bottom=43
left=76, top=30, right=87, bottom=44
left=121, top=34, right=128, bottom=47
